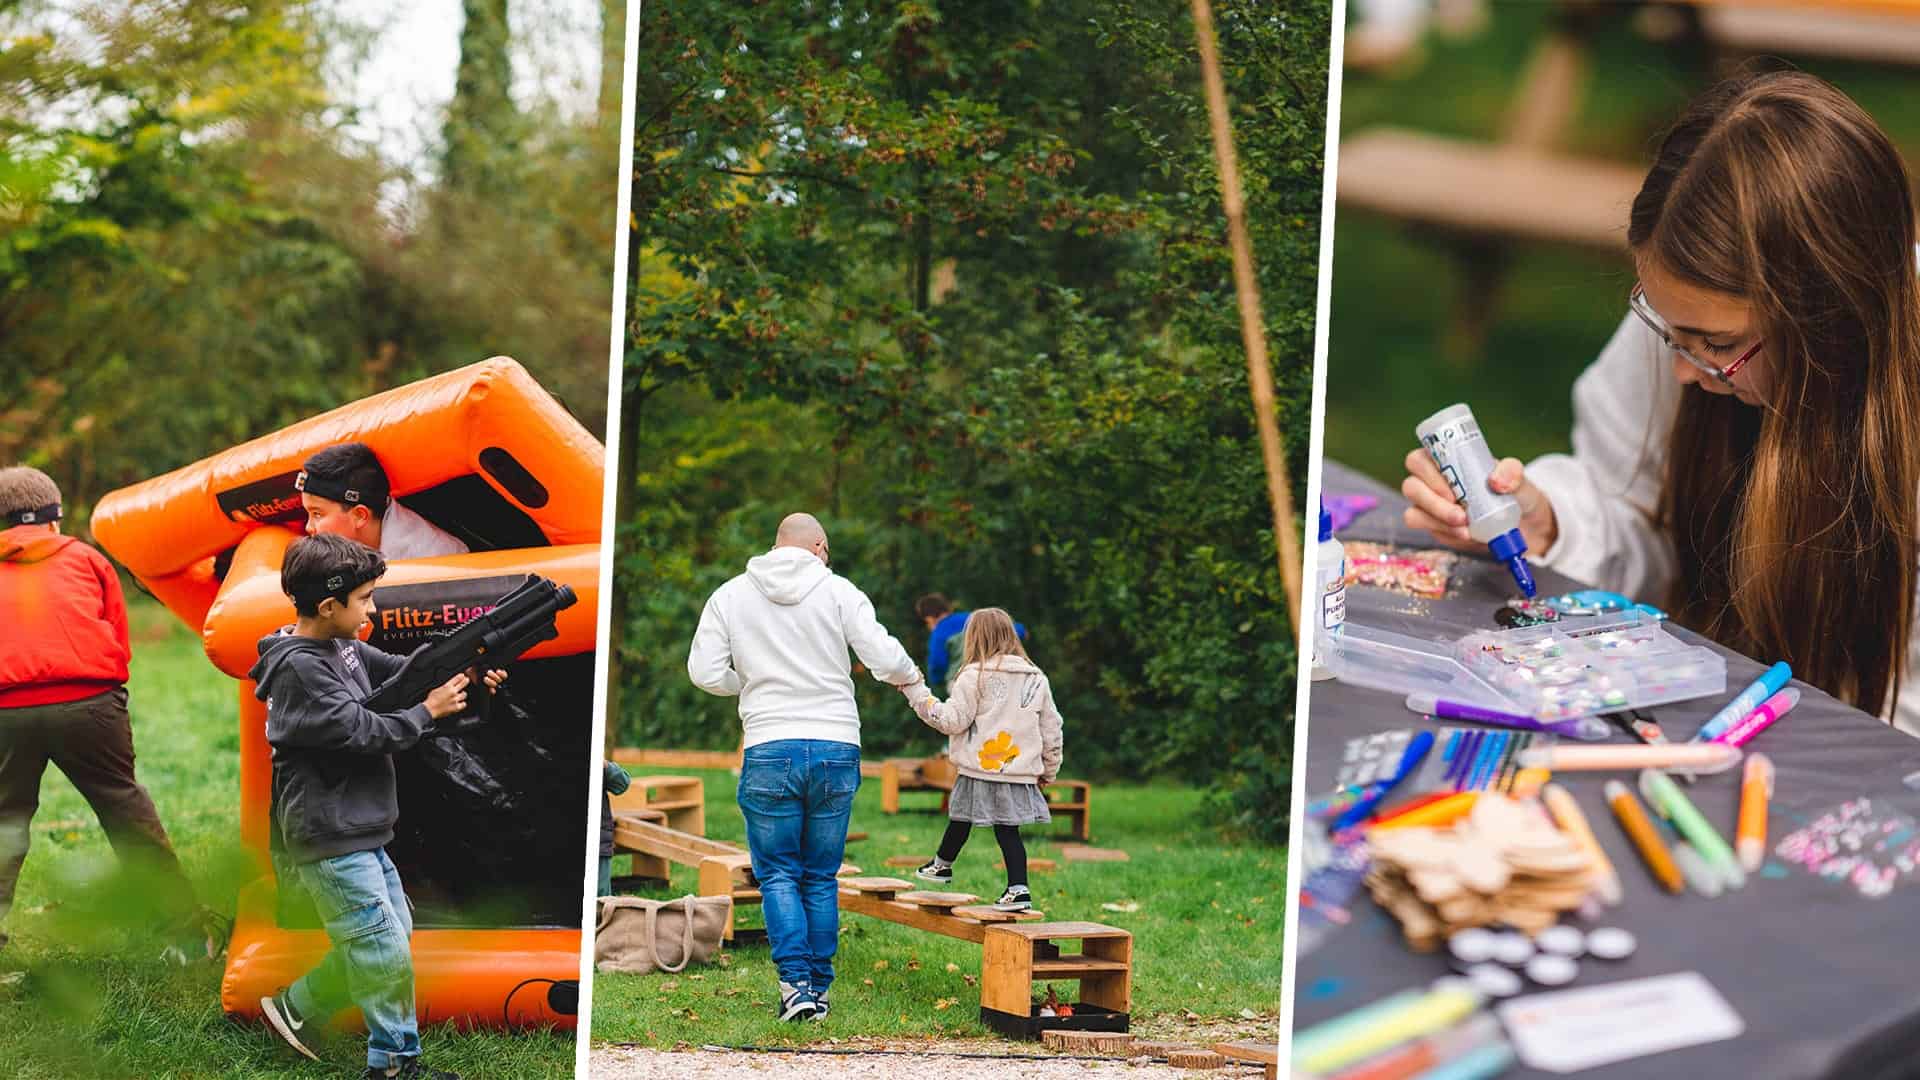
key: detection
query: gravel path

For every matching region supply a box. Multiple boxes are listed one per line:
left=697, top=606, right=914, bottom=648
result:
left=589, top=1043, right=1269, bottom=1079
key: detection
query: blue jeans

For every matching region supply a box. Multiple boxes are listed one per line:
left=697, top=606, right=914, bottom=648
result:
left=289, top=848, right=418, bottom=1069
left=737, top=739, right=860, bottom=995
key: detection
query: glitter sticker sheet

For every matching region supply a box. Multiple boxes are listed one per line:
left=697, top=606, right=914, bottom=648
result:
left=1343, top=541, right=1456, bottom=599
left=1774, top=797, right=1920, bottom=899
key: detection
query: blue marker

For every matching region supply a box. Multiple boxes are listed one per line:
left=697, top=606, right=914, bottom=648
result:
left=1693, top=662, right=1792, bottom=744
left=1335, top=730, right=1435, bottom=830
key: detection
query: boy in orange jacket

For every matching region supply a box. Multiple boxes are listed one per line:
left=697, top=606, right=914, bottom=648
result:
left=0, top=466, right=205, bottom=960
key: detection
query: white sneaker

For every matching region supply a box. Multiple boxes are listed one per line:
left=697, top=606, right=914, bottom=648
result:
left=778, top=981, right=818, bottom=1022
left=993, top=885, right=1032, bottom=912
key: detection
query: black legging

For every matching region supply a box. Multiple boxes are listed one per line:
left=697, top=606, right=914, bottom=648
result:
left=937, top=820, right=1027, bottom=887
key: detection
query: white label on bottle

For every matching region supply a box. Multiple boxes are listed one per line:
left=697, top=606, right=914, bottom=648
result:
left=1321, top=580, right=1346, bottom=631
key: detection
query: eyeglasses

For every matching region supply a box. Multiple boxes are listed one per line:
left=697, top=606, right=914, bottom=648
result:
left=1628, top=283, right=1762, bottom=386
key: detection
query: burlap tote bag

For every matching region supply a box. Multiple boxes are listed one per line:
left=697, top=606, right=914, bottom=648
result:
left=595, top=894, right=732, bottom=975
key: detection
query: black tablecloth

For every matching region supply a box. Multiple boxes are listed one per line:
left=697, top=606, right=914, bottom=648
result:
left=1293, top=461, right=1920, bottom=1080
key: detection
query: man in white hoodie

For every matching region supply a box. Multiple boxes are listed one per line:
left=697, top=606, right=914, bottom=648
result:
left=687, top=513, right=927, bottom=1022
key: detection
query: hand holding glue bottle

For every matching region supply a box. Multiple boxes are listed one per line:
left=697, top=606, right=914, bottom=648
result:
left=1412, top=404, right=1541, bottom=598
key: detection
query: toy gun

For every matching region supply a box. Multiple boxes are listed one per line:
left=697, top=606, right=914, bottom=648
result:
left=364, top=574, right=577, bottom=736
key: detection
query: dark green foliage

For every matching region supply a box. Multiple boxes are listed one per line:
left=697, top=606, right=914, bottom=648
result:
left=0, top=0, right=618, bottom=528
left=618, top=0, right=1328, bottom=844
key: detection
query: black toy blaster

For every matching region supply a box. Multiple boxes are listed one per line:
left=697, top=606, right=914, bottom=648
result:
left=364, top=573, right=577, bottom=736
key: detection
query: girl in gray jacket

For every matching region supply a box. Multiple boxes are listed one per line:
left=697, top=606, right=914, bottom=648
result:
left=909, top=608, right=1064, bottom=910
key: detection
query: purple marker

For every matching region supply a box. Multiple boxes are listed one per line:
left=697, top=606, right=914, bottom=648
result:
left=1407, top=692, right=1611, bottom=741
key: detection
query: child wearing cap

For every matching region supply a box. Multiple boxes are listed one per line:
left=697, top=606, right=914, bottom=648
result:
left=0, top=465, right=208, bottom=962
left=297, top=443, right=470, bottom=560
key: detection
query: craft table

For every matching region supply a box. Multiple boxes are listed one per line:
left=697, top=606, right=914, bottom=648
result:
left=1293, top=461, right=1920, bottom=1080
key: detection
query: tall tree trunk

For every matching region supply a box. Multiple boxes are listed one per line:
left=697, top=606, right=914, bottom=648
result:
left=444, top=0, right=515, bottom=189
left=597, top=0, right=625, bottom=129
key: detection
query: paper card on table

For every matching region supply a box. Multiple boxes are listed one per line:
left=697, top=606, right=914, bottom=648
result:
left=1496, top=972, right=1744, bottom=1073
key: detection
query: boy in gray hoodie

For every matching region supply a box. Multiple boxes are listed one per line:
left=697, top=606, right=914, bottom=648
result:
left=250, top=534, right=500, bottom=1080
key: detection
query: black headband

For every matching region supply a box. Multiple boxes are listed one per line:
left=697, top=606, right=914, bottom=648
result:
left=5, top=503, right=60, bottom=526
left=294, top=469, right=384, bottom=509
left=288, top=572, right=361, bottom=611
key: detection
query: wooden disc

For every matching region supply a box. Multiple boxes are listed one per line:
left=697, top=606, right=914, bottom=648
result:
left=997, top=858, right=1056, bottom=872
left=1167, top=1049, right=1227, bottom=1069
left=883, top=855, right=925, bottom=867
left=1042, top=1030, right=1135, bottom=1054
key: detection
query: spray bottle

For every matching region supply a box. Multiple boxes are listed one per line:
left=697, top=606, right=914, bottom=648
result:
left=1311, top=498, right=1346, bottom=681
left=1414, top=403, right=1536, bottom=598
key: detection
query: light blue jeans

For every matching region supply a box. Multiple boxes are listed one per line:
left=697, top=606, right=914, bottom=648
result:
left=737, top=739, right=860, bottom=995
left=289, top=848, right=419, bottom=1069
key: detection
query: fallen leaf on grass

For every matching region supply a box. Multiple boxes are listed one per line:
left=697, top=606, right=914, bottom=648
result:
left=1183, top=1010, right=1202, bottom=1021
left=906, top=959, right=921, bottom=971
left=863, top=978, right=874, bottom=986
left=963, top=974, right=977, bottom=987
left=688, top=974, right=703, bottom=981
left=1101, top=901, right=1139, bottom=913
left=659, top=980, right=679, bottom=991
left=934, top=997, right=956, bottom=1010
left=945, top=962, right=960, bottom=973
left=1239, top=1008, right=1262, bottom=1020
left=873, top=960, right=889, bottom=971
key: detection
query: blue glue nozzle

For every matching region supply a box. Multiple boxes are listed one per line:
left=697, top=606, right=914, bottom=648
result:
left=1319, top=499, right=1333, bottom=543
left=1486, top=528, right=1536, bottom=598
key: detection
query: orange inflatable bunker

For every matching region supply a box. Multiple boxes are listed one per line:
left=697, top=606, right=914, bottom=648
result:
left=91, top=359, right=601, bottom=1029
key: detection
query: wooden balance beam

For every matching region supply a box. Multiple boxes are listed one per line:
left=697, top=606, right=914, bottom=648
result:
left=837, top=877, right=1133, bottom=1039
left=613, top=817, right=861, bottom=940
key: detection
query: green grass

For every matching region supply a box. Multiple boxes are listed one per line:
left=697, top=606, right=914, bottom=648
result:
left=1327, top=5, right=1920, bottom=485
left=0, top=596, right=576, bottom=1079
left=590, top=768, right=1285, bottom=1047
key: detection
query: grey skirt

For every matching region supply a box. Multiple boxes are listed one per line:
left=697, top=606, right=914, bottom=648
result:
left=948, top=775, right=1053, bottom=826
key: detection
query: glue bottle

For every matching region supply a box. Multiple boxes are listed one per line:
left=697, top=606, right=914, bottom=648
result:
left=1414, top=403, right=1536, bottom=598
left=1311, top=498, right=1345, bottom=682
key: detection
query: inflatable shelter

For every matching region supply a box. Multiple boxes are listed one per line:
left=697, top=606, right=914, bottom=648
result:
left=91, top=359, right=600, bottom=1028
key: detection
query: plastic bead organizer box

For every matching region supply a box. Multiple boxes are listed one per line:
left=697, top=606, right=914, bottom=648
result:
left=91, top=359, right=601, bottom=1029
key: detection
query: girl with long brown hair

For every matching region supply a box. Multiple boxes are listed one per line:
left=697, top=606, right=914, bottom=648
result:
left=1400, top=69, right=1920, bottom=732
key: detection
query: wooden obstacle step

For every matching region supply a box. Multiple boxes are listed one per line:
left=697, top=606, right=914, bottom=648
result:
left=895, top=891, right=977, bottom=914
left=1216, top=1040, right=1280, bottom=1080
left=1042, top=1030, right=1135, bottom=1054
left=884, top=855, right=924, bottom=868
left=980, top=921, right=1133, bottom=1039
left=846, top=831, right=867, bottom=842
left=998, top=858, right=1055, bottom=872
left=952, top=905, right=1044, bottom=923
left=1057, top=844, right=1130, bottom=863
left=841, top=876, right=914, bottom=898
left=1167, top=1048, right=1227, bottom=1069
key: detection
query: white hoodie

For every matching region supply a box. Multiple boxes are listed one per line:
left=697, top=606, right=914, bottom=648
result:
left=687, top=546, right=923, bottom=748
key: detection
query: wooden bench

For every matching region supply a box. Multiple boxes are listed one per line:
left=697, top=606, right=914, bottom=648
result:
left=981, top=921, right=1133, bottom=1039
left=877, top=755, right=1094, bottom=840
left=609, top=747, right=742, bottom=771
left=1698, top=4, right=1920, bottom=68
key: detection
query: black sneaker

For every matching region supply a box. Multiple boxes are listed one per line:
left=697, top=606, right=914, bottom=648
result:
left=913, top=859, right=953, bottom=884
left=260, top=989, right=320, bottom=1062
left=778, top=981, right=818, bottom=1022
left=994, top=885, right=1032, bottom=912
left=364, top=1061, right=460, bottom=1080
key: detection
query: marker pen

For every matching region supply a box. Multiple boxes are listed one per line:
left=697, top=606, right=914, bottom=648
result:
left=1717, top=688, right=1801, bottom=748
left=1641, top=768, right=1746, bottom=890
left=1738, top=753, right=1774, bottom=873
left=1544, top=783, right=1622, bottom=905
left=1517, top=742, right=1742, bottom=775
left=1604, top=779, right=1682, bottom=894
left=1406, top=693, right=1611, bottom=741
left=1693, top=662, right=1792, bottom=743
